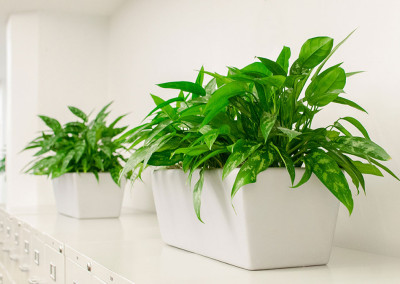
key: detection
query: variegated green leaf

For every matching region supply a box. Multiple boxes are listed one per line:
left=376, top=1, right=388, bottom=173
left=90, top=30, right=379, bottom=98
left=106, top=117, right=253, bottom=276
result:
left=260, top=112, right=277, bottom=141
left=334, top=136, right=391, bottom=161
left=231, top=146, right=275, bottom=199
left=305, top=149, right=353, bottom=214
left=193, top=168, right=205, bottom=223
left=222, top=139, right=261, bottom=179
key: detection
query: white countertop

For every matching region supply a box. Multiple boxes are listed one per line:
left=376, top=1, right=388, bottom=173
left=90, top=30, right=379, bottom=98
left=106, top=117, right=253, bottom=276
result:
left=7, top=206, right=400, bottom=284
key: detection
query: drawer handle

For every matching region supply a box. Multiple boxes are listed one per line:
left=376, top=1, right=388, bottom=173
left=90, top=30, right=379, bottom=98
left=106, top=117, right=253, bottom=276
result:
left=28, top=278, right=42, bottom=284
left=50, top=262, right=57, bottom=281
left=14, top=232, right=19, bottom=245
left=6, top=226, right=10, bottom=237
left=34, top=249, right=40, bottom=265
left=87, top=262, right=92, bottom=272
left=24, top=240, right=30, bottom=254
left=9, top=254, right=18, bottom=261
left=19, top=264, right=30, bottom=272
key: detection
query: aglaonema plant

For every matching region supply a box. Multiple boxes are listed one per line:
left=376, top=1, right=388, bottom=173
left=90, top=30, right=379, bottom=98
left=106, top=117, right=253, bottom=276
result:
left=121, top=31, right=399, bottom=222
left=23, top=102, right=131, bottom=185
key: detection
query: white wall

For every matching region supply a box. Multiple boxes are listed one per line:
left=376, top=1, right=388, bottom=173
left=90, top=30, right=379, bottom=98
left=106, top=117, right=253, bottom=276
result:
left=6, top=12, right=109, bottom=207
left=108, top=0, right=400, bottom=257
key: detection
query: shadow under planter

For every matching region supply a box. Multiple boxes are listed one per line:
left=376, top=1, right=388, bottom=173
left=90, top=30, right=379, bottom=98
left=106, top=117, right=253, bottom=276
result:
left=52, top=173, right=125, bottom=219
left=152, top=168, right=339, bottom=270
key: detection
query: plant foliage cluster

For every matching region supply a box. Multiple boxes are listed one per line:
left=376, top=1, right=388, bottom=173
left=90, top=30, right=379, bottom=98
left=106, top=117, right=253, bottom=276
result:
left=121, top=32, right=399, bottom=222
left=24, top=103, right=130, bottom=185
left=0, top=156, right=5, bottom=173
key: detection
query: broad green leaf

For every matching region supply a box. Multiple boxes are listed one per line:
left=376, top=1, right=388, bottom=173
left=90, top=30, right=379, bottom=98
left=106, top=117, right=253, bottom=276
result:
left=298, top=36, right=334, bottom=69
left=38, top=115, right=62, bottom=133
left=340, top=116, right=370, bottom=140
left=231, top=146, right=275, bottom=199
left=195, top=66, right=205, bottom=87
left=68, top=106, right=87, bottom=122
left=148, top=151, right=184, bottom=166
left=333, top=97, right=368, bottom=113
left=222, top=139, right=261, bottom=179
left=157, top=81, right=206, bottom=97
left=110, top=166, right=122, bottom=186
left=174, top=145, right=210, bottom=156
left=241, top=62, right=271, bottom=77
left=276, top=46, right=291, bottom=74
left=333, top=121, right=352, bottom=137
left=257, top=57, right=286, bottom=76
left=352, top=161, right=383, bottom=176
left=74, top=140, right=86, bottom=162
left=277, top=127, right=301, bottom=142
left=193, top=149, right=229, bottom=169
left=193, top=168, right=205, bottom=223
left=292, top=162, right=312, bottom=188
left=205, top=78, right=217, bottom=95
left=86, top=127, right=97, bottom=148
left=312, top=30, right=356, bottom=80
left=255, top=75, right=286, bottom=88
left=146, top=97, right=184, bottom=119
left=305, top=149, right=353, bottom=214
left=202, top=81, right=248, bottom=126
left=61, top=150, right=75, bottom=173
left=93, top=156, right=104, bottom=171
left=260, top=112, right=277, bottom=141
left=326, top=148, right=365, bottom=193
left=306, top=66, right=346, bottom=107
left=272, top=145, right=295, bottom=184
left=334, top=136, right=391, bottom=161
left=150, top=94, right=177, bottom=119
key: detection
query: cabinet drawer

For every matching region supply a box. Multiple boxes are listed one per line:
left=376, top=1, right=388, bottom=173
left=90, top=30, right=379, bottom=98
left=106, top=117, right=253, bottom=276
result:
left=65, top=258, right=92, bottom=284
left=65, top=245, right=92, bottom=272
left=92, top=261, right=133, bottom=284
left=45, top=244, right=65, bottom=284
left=28, top=231, right=47, bottom=284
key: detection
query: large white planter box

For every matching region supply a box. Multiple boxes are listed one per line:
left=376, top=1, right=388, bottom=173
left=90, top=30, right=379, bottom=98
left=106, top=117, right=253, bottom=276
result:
left=152, top=168, right=339, bottom=270
left=52, top=173, right=125, bottom=219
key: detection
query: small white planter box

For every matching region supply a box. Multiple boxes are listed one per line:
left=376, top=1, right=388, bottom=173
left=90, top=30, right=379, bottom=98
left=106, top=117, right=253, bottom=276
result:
left=152, top=168, right=339, bottom=270
left=52, top=173, right=125, bottom=219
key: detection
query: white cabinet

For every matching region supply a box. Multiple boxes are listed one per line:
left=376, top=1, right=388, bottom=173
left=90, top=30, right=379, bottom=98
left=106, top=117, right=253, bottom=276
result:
left=28, top=228, right=47, bottom=284
left=44, top=234, right=65, bottom=284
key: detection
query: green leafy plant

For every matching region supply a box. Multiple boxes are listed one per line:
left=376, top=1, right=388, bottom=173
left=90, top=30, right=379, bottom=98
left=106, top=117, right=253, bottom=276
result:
left=23, top=103, right=130, bottom=185
left=0, top=156, right=5, bottom=173
left=121, top=32, right=399, bottom=221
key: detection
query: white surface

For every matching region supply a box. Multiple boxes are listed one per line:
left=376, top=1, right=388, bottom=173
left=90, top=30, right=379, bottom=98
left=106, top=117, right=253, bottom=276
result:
left=108, top=0, right=400, bottom=257
left=52, top=173, right=125, bottom=219
left=6, top=12, right=110, bottom=208
left=3, top=206, right=399, bottom=284
left=152, top=168, right=339, bottom=270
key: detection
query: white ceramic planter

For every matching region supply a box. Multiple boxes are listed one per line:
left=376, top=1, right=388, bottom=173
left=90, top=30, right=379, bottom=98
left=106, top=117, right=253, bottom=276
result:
left=152, top=168, right=339, bottom=270
left=52, top=173, right=125, bottom=219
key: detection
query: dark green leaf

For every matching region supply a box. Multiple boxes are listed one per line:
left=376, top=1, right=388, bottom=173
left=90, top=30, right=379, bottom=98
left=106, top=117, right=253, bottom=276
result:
left=334, top=136, right=391, bottom=161
left=68, top=106, right=87, bottom=122
left=333, top=97, right=368, bottom=113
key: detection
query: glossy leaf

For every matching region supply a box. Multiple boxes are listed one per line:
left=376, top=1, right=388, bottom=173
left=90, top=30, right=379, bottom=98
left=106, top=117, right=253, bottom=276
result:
left=334, top=136, right=391, bottom=161
left=276, top=46, right=291, bottom=74
left=231, top=147, right=275, bottom=199
left=222, top=139, right=261, bottom=179
left=158, top=81, right=206, bottom=97
left=260, top=112, right=277, bottom=141
left=257, top=57, right=286, bottom=76
left=333, top=97, right=368, bottom=113
left=305, top=149, right=353, bottom=214
left=193, top=168, right=205, bottom=223
left=68, top=106, right=87, bottom=122
left=298, top=36, right=334, bottom=68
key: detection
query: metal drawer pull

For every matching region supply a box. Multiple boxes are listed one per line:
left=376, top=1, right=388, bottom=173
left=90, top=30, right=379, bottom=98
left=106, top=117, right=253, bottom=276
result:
left=28, top=278, right=41, bottom=284
left=87, top=262, right=92, bottom=272
left=19, top=264, right=30, bottom=272
left=14, top=232, right=19, bottom=245
left=73, top=282, right=79, bottom=284
left=50, top=262, right=56, bottom=281
left=24, top=240, right=30, bottom=254
left=9, top=254, right=18, bottom=261
left=6, top=226, right=10, bottom=237
left=34, top=249, right=40, bottom=265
